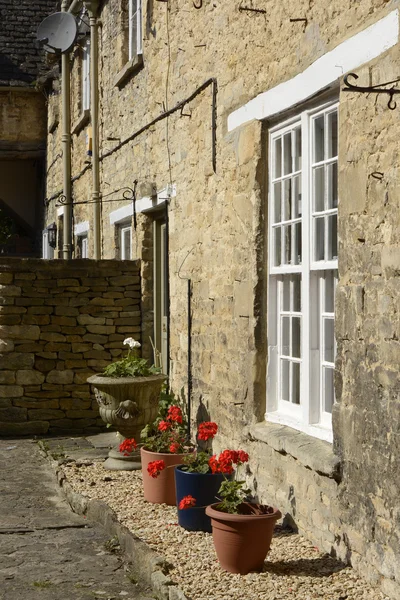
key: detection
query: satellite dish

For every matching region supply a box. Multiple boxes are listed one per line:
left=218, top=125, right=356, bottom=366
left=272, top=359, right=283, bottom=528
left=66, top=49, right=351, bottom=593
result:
left=37, top=12, right=78, bottom=54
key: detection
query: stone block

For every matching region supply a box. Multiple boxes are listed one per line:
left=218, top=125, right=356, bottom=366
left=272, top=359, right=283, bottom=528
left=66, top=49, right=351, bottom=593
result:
left=0, top=339, right=14, bottom=353
left=65, top=360, right=89, bottom=369
left=16, top=370, right=46, bottom=385
left=46, top=370, right=75, bottom=384
left=56, top=278, right=81, bottom=286
left=77, top=314, right=106, bottom=325
left=55, top=306, right=80, bottom=316
left=0, top=273, right=13, bottom=284
left=0, top=284, right=21, bottom=296
left=34, top=359, right=56, bottom=372
left=27, top=409, right=65, bottom=420
left=22, top=314, right=51, bottom=325
left=0, top=325, right=40, bottom=340
left=86, top=325, right=116, bottom=334
left=0, top=306, right=26, bottom=314
left=0, top=406, right=27, bottom=421
left=51, top=316, right=78, bottom=326
left=14, top=399, right=60, bottom=409
left=0, top=385, right=24, bottom=397
left=60, top=399, right=92, bottom=410
left=109, top=276, right=140, bottom=286
left=74, top=371, right=96, bottom=384
left=0, top=315, right=22, bottom=325
left=71, top=343, right=92, bottom=353
left=40, top=332, right=67, bottom=342
left=0, top=353, right=34, bottom=370
left=0, top=371, right=16, bottom=384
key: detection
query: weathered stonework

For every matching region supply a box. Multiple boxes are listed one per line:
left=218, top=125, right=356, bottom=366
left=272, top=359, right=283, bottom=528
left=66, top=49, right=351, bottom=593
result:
left=43, top=1, right=400, bottom=597
left=0, top=258, right=142, bottom=435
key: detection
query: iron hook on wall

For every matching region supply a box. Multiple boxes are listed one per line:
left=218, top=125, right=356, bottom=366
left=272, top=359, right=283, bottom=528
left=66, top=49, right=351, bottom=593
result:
left=193, top=0, right=202, bottom=8
left=342, top=72, right=400, bottom=110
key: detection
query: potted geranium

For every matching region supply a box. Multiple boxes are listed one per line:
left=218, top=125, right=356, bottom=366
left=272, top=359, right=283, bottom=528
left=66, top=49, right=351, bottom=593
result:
left=138, top=394, right=194, bottom=506
left=204, top=458, right=282, bottom=574
left=175, top=425, right=247, bottom=533
left=87, top=337, right=166, bottom=470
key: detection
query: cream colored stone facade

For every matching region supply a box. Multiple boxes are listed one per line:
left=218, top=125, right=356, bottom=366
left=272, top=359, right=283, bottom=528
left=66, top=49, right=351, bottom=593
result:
left=44, top=1, right=400, bottom=597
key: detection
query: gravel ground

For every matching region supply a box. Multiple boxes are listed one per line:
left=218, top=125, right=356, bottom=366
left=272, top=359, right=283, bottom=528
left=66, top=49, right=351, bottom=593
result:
left=61, top=462, right=388, bottom=600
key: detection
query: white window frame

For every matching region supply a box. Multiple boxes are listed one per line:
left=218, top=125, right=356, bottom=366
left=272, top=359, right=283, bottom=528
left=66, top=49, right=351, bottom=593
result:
left=78, top=234, right=88, bottom=258
left=42, top=230, right=54, bottom=259
left=120, top=224, right=132, bottom=260
left=82, top=38, right=90, bottom=113
left=128, top=0, right=143, bottom=60
left=266, top=99, right=339, bottom=443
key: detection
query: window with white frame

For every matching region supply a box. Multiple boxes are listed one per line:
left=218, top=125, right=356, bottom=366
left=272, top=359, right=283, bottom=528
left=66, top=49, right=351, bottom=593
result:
left=267, top=100, right=338, bottom=442
left=120, top=225, right=132, bottom=260
left=128, top=0, right=142, bottom=60
left=82, top=39, right=90, bottom=112
left=77, top=234, right=88, bottom=258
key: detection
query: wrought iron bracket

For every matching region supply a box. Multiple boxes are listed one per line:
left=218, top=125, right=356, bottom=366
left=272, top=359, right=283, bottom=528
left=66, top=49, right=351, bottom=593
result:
left=342, top=72, right=400, bottom=110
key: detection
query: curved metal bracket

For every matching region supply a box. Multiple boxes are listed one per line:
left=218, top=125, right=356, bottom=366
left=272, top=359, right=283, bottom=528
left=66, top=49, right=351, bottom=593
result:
left=343, top=72, right=400, bottom=111
left=193, top=0, right=202, bottom=8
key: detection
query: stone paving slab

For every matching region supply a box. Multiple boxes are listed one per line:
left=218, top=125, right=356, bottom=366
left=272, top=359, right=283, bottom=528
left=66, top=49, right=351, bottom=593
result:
left=0, top=438, right=154, bottom=600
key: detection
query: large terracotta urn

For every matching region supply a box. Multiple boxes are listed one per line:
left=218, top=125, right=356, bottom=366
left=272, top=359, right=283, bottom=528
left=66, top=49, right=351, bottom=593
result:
left=87, top=373, right=166, bottom=470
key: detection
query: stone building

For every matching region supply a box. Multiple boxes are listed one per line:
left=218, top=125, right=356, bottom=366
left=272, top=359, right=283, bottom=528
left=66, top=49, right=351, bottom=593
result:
left=0, top=0, right=58, bottom=256
left=41, top=0, right=399, bottom=597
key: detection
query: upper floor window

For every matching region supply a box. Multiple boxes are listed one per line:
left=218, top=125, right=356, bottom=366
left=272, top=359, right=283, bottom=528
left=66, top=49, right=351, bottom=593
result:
left=82, top=39, right=90, bottom=113
left=129, top=0, right=142, bottom=60
left=267, top=100, right=338, bottom=442
left=120, top=224, right=132, bottom=260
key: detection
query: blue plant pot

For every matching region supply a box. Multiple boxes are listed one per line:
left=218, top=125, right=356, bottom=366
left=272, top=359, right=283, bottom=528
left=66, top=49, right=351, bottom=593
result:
left=175, top=466, right=229, bottom=533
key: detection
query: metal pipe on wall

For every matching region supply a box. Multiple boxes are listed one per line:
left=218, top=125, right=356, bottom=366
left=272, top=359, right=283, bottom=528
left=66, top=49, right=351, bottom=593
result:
left=61, top=0, right=72, bottom=259
left=84, top=0, right=101, bottom=259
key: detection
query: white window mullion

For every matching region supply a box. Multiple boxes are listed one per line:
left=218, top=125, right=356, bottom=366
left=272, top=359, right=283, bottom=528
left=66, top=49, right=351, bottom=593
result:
left=300, top=111, right=310, bottom=427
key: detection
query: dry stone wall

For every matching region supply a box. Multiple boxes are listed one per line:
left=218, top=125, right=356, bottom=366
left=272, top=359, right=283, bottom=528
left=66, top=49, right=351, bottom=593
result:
left=0, top=258, right=141, bottom=436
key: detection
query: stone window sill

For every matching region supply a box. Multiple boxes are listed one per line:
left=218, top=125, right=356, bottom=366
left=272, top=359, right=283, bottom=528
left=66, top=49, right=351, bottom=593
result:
left=249, top=421, right=341, bottom=481
left=72, top=110, right=90, bottom=135
left=114, top=54, right=143, bottom=88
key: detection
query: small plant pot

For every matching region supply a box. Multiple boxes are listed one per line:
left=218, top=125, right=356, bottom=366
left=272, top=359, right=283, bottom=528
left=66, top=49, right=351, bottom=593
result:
left=141, top=447, right=187, bottom=506
left=175, top=467, right=230, bottom=533
left=206, top=502, right=281, bottom=574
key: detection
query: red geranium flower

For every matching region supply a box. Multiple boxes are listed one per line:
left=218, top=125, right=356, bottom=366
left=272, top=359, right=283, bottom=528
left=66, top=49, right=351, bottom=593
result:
left=118, top=438, right=137, bottom=456
left=169, top=441, right=181, bottom=453
left=237, top=450, right=249, bottom=464
left=197, top=421, right=218, bottom=441
left=167, top=405, right=183, bottom=424
left=147, top=460, right=166, bottom=478
left=179, top=495, right=196, bottom=510
left=158, top=420, right=171, bottom=432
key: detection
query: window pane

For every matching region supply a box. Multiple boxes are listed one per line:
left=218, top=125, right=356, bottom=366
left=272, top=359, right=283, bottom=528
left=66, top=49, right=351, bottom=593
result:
left=315, top=217, right=325, bottom=261
left=293, top=222, right=302, bottom=265
left=292, top=175, right=301, bottom=218
left=327, top=162, right=338, bottom=209
left=324, top=271, right=335, bottom=313
left=273, top=227, right=281, bottom=266
left=324, top=367, right=334, bottom=413
left=283, top=225, right=291, bottom=264
left=314, top=115, right=325, bottom=162
left=292, top=275, right=301, bottom=312
left=283, top=179, right=292, bottom=221
left=294, top=127, right=302, bottom=172
left=273, top=182, right=282, bottom=223
left=283, top=133, right=292, bottom=175
left=314, top=166, right=325, bottom=212
left=327, top=111, right=338, bottom=158
left=327, top=214, right=338, bottom=260
left=274, top=137, right=282, bottom=178
left=324, top=318, right=334, bottom=363
left=292, top=362, right=300, bottom=405
left=282, top=278, right=290, bottom=311
left=292, top=317, right=301, bottom=358
left=281, top=359, right=290, bottom=402
left=281, top=317, right=290, bottom=356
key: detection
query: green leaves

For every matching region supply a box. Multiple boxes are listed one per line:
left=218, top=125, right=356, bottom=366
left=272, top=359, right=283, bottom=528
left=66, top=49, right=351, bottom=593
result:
left=216, top=479, right=251, bottom=514
left=101, top=355, right=161, bottom=378
left=181, top=451, right=212, bottom=473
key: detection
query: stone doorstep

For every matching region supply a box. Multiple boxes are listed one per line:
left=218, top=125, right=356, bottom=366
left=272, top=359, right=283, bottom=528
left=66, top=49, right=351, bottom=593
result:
left=39, top=443, right=189, bottom=600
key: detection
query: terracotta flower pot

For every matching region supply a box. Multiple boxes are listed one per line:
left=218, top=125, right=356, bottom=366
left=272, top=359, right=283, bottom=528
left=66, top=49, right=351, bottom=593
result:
left=206, top=502, right=281, bottom=574
left=141, top=447, right=187, bottom=506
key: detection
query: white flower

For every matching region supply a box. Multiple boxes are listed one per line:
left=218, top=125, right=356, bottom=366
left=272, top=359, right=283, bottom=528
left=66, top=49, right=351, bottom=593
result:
left=123, top=337, right=141, bottom=349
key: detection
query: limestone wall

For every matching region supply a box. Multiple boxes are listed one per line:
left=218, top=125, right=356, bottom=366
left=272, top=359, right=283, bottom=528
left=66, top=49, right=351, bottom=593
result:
left=0, top=258, right=141, bottom=436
